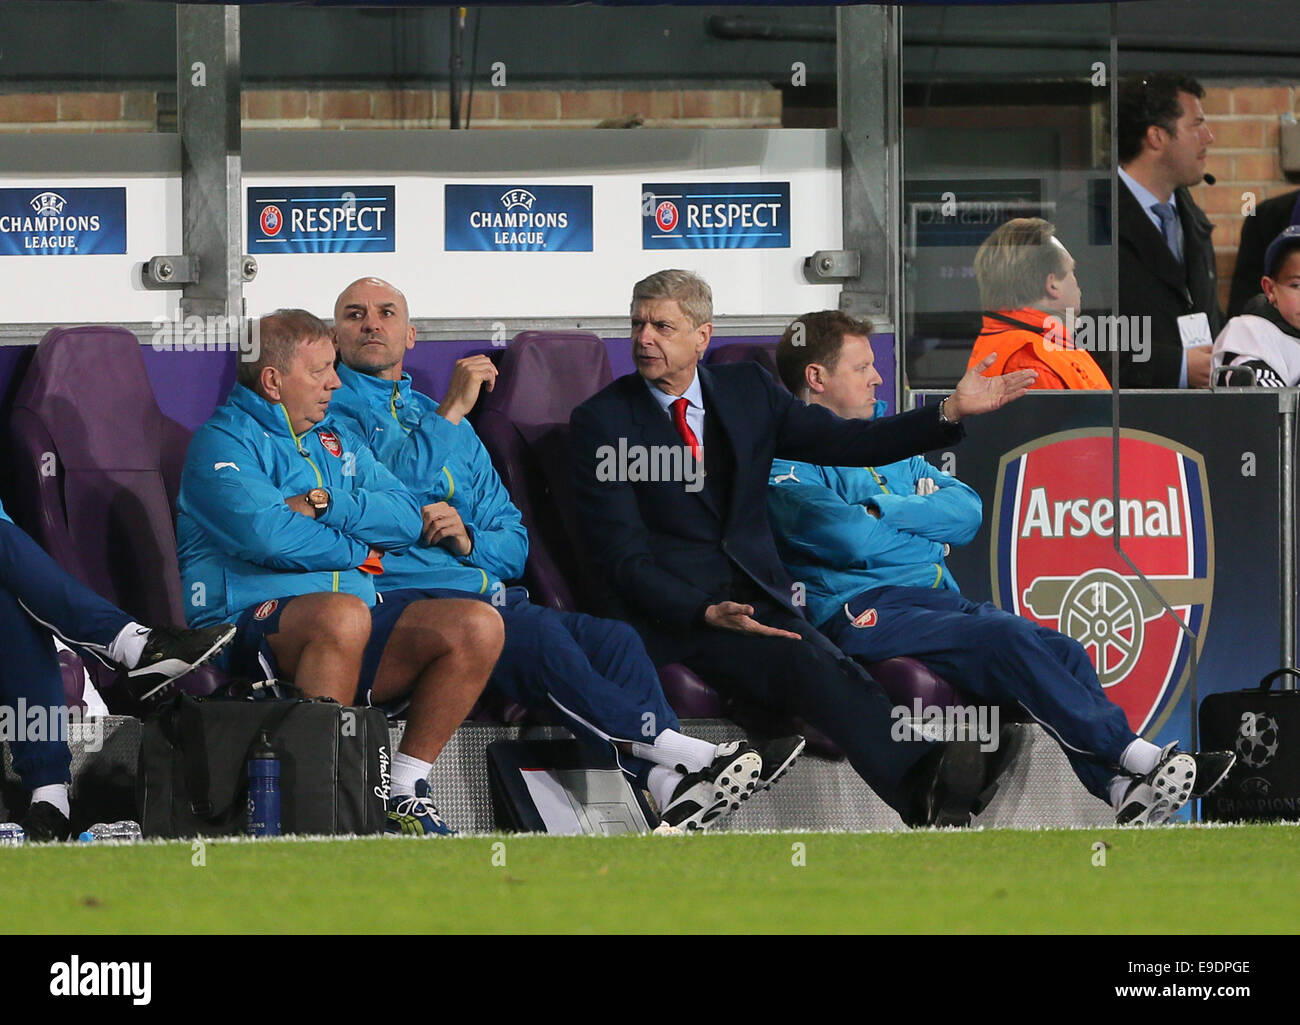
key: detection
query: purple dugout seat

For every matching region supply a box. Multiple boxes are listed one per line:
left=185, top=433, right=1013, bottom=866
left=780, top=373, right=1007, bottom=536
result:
left=476, top=330, right=726, bottom=718
left=706, top=340, right=783, bottom=386
left=58, top=649, right=86, bottom=712
left=9, top=326, right=221, bottom=709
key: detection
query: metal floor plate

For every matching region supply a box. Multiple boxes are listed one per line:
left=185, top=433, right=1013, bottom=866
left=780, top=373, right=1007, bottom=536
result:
left=4, top=716, right=1114, bottom=833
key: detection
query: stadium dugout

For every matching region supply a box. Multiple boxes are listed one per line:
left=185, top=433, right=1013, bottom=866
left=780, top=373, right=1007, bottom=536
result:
left=1, top=0, right=1296, bottom=835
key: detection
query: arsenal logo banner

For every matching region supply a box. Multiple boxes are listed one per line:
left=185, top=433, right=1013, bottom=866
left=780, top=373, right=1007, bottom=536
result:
left=992, top=429, right=1212, bottom=734
left=933, top=391, right=1285, bottom=749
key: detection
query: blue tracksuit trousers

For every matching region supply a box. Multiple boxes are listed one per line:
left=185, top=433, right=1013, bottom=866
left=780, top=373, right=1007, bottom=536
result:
left=823, top=585, right=1137, bottom=801
left=0, top=521, right=132, bottom=788
left=417, top=587, right=679, bottom=781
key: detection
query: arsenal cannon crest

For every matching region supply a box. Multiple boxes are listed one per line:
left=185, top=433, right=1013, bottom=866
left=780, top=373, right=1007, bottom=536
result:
left=992, top=430, right=1214, bottom=734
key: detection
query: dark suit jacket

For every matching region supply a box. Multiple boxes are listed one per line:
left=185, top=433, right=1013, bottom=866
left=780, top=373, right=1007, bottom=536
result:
left=1228, top=189, right=1300, bottom=319
left=570, top=361, right=961, bottom=647
left=1117, top=176, right=1223, bottom=388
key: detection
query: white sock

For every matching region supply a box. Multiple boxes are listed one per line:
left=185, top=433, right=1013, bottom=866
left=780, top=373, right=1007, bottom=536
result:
left=32, top=783, right=70, bottom=818
left=647, top=765, right=684, bottom=810
left=1119, top=738, right=1163, bottom=777
left=107, top=623, right=151, bottom=669
left=630, top=729, right=719, bottom=774
left=391, top=752, right=433, bottom=798
left=1109, top=774, right=1133, bottom=810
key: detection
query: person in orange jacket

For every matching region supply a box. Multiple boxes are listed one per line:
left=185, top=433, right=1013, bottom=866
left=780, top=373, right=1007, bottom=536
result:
left=967, top=217, right=1111, bottom=390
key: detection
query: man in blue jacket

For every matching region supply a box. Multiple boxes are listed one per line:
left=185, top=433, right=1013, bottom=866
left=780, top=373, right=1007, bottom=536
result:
left=0, top=500, right=234, bottom=840
left=328, top=277, right=802, bottom=832
left=766, top=309, right=1235, bottom=825
left=178, top=309, right=504, bottom=836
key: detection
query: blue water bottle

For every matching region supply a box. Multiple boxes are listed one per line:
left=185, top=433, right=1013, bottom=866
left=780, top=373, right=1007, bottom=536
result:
left=246, top=730, right=281, bottom=837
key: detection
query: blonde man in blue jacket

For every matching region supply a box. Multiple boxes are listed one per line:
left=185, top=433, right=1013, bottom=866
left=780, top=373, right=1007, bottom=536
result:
left=766, top=310, right=1234, bottom=825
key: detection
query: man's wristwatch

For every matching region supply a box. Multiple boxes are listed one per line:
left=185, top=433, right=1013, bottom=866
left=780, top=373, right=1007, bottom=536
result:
left=307, top=488, right=331, bottom=517
left=937, top=396, right=957, bottom=425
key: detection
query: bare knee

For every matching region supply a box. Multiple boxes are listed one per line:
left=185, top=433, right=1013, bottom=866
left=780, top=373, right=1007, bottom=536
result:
left=314, top=593, right=372, bottom=652
left=449, top=600, right=505, bottom=663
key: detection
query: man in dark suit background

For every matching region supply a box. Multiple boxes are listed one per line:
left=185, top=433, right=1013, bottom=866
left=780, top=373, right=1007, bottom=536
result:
left=570, top=269, right=1034, bottom=827
left=1116, top=74, right=1222, bottom=389
left=1228, top=189, right=1300, bottom=318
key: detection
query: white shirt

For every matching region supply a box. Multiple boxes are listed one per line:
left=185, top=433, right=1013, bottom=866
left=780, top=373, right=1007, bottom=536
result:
left=643, top=370, right=706, bottom=449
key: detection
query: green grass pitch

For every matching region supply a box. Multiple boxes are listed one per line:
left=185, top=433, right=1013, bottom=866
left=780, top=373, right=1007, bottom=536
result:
left=3, top=824, right=1298, bottom=934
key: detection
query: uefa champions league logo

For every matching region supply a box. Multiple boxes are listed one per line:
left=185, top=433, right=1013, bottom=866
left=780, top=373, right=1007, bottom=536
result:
left=29, top=191, right=67, bottom=216
left=499, top=188, right=537, bottom=211
left=1236, top=712, right=1280, bottom=769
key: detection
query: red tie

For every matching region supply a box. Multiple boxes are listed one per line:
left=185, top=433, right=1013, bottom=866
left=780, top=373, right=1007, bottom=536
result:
left=670, top=397, right=702, bottom=462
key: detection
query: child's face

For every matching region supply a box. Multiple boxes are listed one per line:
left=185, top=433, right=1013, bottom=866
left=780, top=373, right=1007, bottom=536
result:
left=1264, top=250, right=1300, bottom=332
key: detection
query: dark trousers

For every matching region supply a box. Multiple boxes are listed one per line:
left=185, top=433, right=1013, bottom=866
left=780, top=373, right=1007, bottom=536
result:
left=823, top=585, right=1135, bottom=801
left=641, top=594, right=934, bottom=817
left=416, top=587, right=679, bottom=780
left=0, top=521, right=132, bottom=788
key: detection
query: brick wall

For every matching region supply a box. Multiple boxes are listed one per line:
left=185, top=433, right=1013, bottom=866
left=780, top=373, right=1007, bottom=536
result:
left=242, top=87, right=783, bottom=129
left=1189, top=83, right=1300, bottom=310
left=0, top=87, right=783, bottom=133
left=0, top=91, right=158, bottom=132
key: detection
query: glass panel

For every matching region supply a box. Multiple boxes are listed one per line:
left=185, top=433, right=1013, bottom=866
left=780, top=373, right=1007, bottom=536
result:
left=901, top=3, right=1112, bottom=389
left=1119, top=0, right=1300, bottom=363
left=239, top=5, right=835, bottom=131
left=0, top=1, right=177, bottom=134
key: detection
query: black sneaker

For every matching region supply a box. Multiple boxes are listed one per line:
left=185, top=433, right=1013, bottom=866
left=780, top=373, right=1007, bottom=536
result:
left=723, top=736, right=805, bottom=794
left=1189, top=749, right=1236, bottom=798
left=20, top=801, right=70, bottom=842
left=1116, top=744, right=1197, bottom=825
left=123, top=623, right=236, bottom=705
left=912, top=740, right=986, bottom=828
left=660, top=747, right=762, bottom=831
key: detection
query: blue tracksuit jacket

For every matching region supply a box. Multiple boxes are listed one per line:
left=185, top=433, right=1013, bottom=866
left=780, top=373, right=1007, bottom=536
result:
left=766, top=445, right=981, bottom=628
left=177, top=383, right=422, bottom=627
left=327, top=363, right=528, bottom=594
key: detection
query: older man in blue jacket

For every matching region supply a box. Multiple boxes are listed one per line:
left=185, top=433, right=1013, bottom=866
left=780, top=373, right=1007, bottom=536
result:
left=766, top=309, right=1235, bottom=825
left=327, top=277, right=803, bottom=832
left=178, top=309, right=503, bottom=835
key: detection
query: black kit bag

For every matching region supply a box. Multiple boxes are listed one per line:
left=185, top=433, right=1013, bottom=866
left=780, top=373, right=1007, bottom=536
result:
left=137, top=690, right=392, bottom=838
left=1200, top=668, right=1300, bottom=822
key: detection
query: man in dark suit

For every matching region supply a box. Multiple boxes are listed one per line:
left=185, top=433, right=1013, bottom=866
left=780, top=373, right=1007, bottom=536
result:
left=570, top=269, right=1035, bottom=827
left=1228, top=189, right=1300, bottom=318
left=1116, top=74, right=1222, bottom=388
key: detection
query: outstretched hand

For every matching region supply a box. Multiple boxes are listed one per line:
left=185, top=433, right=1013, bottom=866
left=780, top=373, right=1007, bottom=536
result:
left=703, top=602, right=802, bottom=640
left=945, top=354, right=1036, bottom=421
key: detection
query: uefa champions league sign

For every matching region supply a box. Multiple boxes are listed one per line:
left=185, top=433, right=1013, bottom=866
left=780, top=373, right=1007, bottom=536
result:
left=0, top=188, right=126, bottom=256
